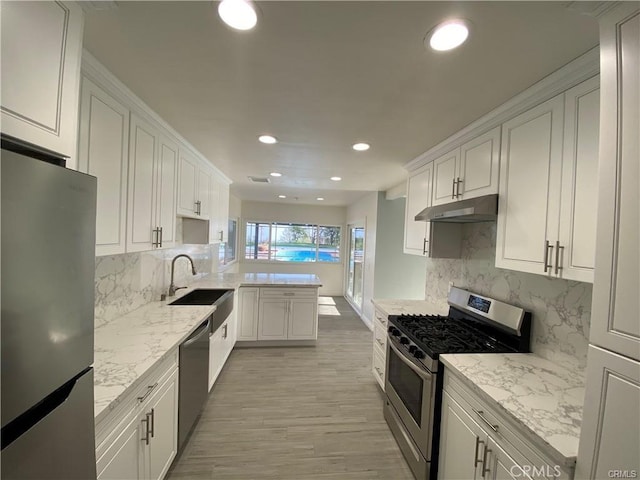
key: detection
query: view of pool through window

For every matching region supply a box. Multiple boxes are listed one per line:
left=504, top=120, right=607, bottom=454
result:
left=245, top=222, right=340, bottom=263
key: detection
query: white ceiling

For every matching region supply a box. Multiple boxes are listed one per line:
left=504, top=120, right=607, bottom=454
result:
left=82, top=1, right=599, bottom=206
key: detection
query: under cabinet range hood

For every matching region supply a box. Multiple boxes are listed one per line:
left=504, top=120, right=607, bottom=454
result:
left=415, top=194, right=498, bottom=223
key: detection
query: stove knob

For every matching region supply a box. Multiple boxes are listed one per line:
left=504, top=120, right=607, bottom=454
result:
left=387, top=326, right=394, bottom=333
left=408, top=345, right=417, bottom=354
left=413, top=350, right=425, bottom=360
left=388, top=327, right=401, bottom=337
left=400, top=337, right=410, bottom=345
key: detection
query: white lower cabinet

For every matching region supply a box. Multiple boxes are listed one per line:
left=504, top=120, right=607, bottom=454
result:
left=238, top=287, right=319, bottom=342
left=209, top=312, right=237, bottom=391
left=371, top=307, right=388, bottom=390
left=96, top=352, right=179, bottom=480
left=439, top=370, right=572, bottom=480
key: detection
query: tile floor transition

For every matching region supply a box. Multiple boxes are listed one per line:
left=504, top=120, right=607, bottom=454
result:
left=167, top=296, right=414, bottom=480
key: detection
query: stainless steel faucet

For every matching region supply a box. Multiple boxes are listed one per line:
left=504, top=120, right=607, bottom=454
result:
left=168, top=254, right=197, bottom=297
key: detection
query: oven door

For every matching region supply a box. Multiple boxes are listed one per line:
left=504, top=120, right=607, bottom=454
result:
left=385, top=334, right=437, bottom=460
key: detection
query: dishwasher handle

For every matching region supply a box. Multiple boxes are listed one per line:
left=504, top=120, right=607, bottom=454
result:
left=182, top=318, right=211, bottom=348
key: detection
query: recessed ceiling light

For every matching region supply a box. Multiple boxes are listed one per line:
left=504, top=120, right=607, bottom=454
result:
left=428, top=20, right=469, bottom=51
left=218, top=0, right=257, bottom=31
left=352, top=143, right=370, bottom=151
left=316, top=197, right=324, bottom=201
left=330, top=176, right=342, bottom=181
left=278, top=195, right=287, bottom=199
left=270, top=172, right=282, bottom=177
left=258, top=135, right=277, bottom=144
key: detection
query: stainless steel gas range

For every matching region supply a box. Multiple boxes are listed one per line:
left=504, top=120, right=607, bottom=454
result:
left=383, top=287, right=531, bottom=480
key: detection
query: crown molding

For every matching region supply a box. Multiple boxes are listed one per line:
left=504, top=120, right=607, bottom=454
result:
left=404, top=46, right=599, bottom=172
left=81, top=49, right=233, bottom=184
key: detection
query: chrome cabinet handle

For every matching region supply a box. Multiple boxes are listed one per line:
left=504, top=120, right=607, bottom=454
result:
left=422, top=238, right=428, bottom=255
left=219, top=230, right=224, bottom=242
left=223, top=324, right=228, bottom=339
left=452, top=178, right=456, bottom=199
left=149, top=408, right=155, bottom=438
left=137, top=382, right=158, bottom=403
left=472, top=409, right=499, bottom=432
left=141, top=416, right=150, bottom=445
left=543, top=240, right=554, bottom=273
left=151, top=228, right=158, bottom=247
left=474, top=437, right=485, bottom=468
left=374, top=367, right=383, bottom=377
left=159, top=227, right=163, bottom=247
left=482, top=446, right=492, bottom=477
left=555, top=241, right=564, bottom=275
left=376, top=338, right=384, bottom=347
left=456, top=177, right=463, bottom=198
left=195, top=200, right=201, bottom=215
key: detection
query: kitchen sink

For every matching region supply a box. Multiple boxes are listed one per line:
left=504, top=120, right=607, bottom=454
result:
left=169, top=289, right=233, bottom=306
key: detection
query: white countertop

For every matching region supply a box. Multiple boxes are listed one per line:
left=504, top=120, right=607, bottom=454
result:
left=372, top=298, right=447, bottom=317
left=94, top=272, right=322, bottom=423
left=440, top=353, right=585, bottom=467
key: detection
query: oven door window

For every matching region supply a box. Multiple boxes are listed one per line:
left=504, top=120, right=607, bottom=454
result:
left=388, top=348, right=423, bottom=426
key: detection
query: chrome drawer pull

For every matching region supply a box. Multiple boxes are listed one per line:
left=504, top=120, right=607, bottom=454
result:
left=137, top=382, right=158, bottom=403
left=472, top=408, right=499, bottom=432
left=474, top=437, right=485, bottom=468
left=482, top=446, right=491, bottom=477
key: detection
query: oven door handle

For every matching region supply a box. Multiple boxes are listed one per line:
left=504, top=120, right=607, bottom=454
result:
left=388, top=336, right=432, bottom=380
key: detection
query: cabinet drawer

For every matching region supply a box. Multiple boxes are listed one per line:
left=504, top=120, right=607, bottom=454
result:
left=373, top=320, right=387, bottom=351
left=96, top=350, right=178, bottom=454
left=372, top=345, right=386, bottom=387
left=260, top=287, right=318, bottom=298
left=374, top=308, right=388, bottom=328
left=443, top=370, right=572, bottom=478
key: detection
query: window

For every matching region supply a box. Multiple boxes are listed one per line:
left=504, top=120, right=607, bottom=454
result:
left=244, top=222, right=341, bottom=263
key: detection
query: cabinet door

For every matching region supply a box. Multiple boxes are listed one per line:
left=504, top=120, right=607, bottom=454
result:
left=404, top=164, right=432, bottom=255
left=487, top=438, right=535, bottom=480
left=127, top=114, right=158, bottom=253
left=238, top=287, right=259, bottom=341
left=197, top=167, right=211, bottom=220
left=219, top=181, right=230, bottom=243
left=438, top=391, right=485, bottom=480
left=209, top=177, right=222, bottom=243
left=590, top=7, right=640, bottom=361
left=156, top=137, right=178, bottom=248
left=557, top=77, right=600, bottom=283
left=432, top=149, right=459, bottom=206
left=97, top=411, right=143, bottom=480
left=258, top=299, right=288, bottom=340
left=495, top=95, right=564, bottom=276
left=78, top=77, right=129, bottom=256
left=177, top=150, right=198, bottom=217
left=208, top=326, right=224, bottom=390
left=288, top=299, right=318, bottom=340
left=459, top=127, right=500, bottom=201
left=576, top=346, right=640, bottom=479
left=146, top=368, right=178, bottom=480
left=0, top=1, right=83, bottom=161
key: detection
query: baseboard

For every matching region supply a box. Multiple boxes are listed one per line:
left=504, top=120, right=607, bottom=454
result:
left=235, top=340, right=317, bottom=347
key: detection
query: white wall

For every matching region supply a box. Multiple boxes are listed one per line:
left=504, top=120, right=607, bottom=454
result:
left=239, top=201, right=346, bottom=296
left=374, top=193, right=426, bottom=299
left=346, top=192, right=378, bottom=328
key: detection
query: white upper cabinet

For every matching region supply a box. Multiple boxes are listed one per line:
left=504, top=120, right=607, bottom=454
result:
left=431, top=127, right=500, bottom=206
left=404, top=163, right=432, bottom=256
left=495, top=94, right=565, bottom=277
left=496, top=77, right=600, bottom=282
left=78, top=77, right=129, bottom=256
left=126, top=115, right=178, bottom=253
left=432, top=149, right=460, bottom=206
left=127, top=114, right=159, bottom=253
left=177, top=150, right=211, bottom=220
left=458, top=127, right=501, bottom=201
left=558, top=76, right=600, bottom=283
left=1, top=1, right=84, bottom=164
left=208, top=174, right=230, bottom=244
left=590, top=7, right=640, bottom=360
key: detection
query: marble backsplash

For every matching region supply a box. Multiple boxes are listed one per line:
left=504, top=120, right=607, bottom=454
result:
left=425, top=223, right=592, bottom=371
left=94, top=242, right=219, bottom=328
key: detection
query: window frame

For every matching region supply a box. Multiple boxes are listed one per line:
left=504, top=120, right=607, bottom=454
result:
left=242, top=219, right=342, bottom=264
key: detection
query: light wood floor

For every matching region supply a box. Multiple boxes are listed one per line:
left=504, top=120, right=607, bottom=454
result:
left=167, top=296, right=414, bottom=480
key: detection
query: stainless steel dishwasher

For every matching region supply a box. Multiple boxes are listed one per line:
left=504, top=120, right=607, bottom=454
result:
left=178, top=316, right=210, bottom=450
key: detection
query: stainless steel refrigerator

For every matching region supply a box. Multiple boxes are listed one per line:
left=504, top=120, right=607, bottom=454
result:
left=1, top=145, right=98, bottom=479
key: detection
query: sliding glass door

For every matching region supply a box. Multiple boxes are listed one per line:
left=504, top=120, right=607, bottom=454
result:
left=345, top=225, right=365, bottom=309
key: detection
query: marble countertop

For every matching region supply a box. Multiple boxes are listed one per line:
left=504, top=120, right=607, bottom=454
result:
left=440, top=353, right=585, bottom=467
left=94, top=272, right=322, bottom=423
left=372, top=298, right=447, bottom=317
